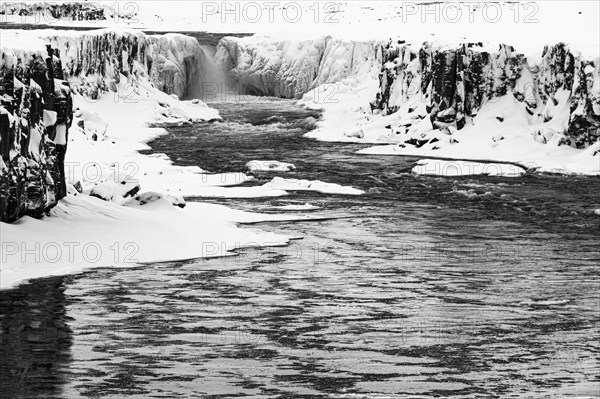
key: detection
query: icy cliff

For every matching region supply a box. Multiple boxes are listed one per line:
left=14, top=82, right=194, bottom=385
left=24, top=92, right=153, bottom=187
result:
left=1, top=40, right=72, bottom=222
left=218, top=35, right=599, bottom=152
left=1, top=28, right=220, bottom=222
left=216, top=36, right=380, bottom=98
left=371, top=40, right=600, bottom=149
left=37, top=29, right=213, bottom=100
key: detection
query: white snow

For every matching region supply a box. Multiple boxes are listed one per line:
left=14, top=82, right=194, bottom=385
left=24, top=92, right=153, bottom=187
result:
left=411, top=159, right=526, bottom=177
left=263, top=177, right=364, bottom=195
left=4, top=2, right=598, bottom=57
left=0, top=195, right=318, bottom=289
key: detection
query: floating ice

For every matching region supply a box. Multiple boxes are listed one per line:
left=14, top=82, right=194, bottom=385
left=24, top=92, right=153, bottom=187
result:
left=411, top=159, right=527, bottom=177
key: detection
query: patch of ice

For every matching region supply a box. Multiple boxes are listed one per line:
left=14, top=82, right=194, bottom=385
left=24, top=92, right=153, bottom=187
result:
left=263, top=177, right=363, bottom=195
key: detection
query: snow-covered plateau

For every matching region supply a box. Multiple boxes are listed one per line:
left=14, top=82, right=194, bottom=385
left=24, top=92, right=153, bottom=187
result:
left=1, top=1, right=599, bottom=287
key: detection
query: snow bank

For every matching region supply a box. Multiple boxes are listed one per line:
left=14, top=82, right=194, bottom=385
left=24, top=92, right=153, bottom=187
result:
left=0, top=194, right=315, bottom=289
left=5, top=2, right=598, bottom=58
left=411, top=159, right=526, bottom=177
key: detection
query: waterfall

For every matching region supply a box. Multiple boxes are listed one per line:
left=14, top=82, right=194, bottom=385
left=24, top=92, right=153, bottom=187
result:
left=196, top=44, right=228, bottom=102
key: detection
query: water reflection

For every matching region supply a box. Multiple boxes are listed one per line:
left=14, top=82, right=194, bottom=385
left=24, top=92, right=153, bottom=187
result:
left=0, top=276, right=73, bottom=398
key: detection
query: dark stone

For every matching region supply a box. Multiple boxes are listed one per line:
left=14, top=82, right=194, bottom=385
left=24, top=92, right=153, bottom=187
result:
left=0, top=45, right=73, bottom=223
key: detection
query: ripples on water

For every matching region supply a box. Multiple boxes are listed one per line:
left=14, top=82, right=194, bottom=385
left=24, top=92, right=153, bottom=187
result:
left=1, top=96, right=599, bottom=398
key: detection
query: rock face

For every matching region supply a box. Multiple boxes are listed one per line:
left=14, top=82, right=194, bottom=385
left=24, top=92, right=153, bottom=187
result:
left=1, top=44, right=73, bottom=222
left=1, top=29, right=216, bottom=222
left=0, top=2, right=136, bottom=22
left=219, top=35, right=599, bottom=149
left=372, top=40, right=600, bottom=148
left=41, top=29, right=214, bottom=101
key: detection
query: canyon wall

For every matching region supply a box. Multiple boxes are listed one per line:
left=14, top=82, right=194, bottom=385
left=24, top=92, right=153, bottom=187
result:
left=1, top=29, right=215, bottom=222
left=216, top=36, right=380, bottom=98
left=0, top=43, right=72, bottom=222
left=217, top=36, right=599, bottom=149
left=372, top=40, right=600, bottom=149
left=41, top=29, right=210, bottom=101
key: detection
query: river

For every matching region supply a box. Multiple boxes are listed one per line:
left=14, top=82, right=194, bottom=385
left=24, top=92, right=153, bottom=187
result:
left=1, top=96, right=599, bottom=398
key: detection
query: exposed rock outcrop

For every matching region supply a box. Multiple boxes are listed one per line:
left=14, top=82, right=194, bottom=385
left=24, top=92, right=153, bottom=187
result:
left=1, top=44, right=72, bottom=222
left=373, top=40, right=600, bottom=148
left=40, top=29, right=214, bottom=101
left=0, top=2, right=136, bottom=22
left=1, top=29, right=218, bottom=222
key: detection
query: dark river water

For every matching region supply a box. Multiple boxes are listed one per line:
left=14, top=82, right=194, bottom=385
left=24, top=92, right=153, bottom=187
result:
left=1, top=96, right=599, bottom=398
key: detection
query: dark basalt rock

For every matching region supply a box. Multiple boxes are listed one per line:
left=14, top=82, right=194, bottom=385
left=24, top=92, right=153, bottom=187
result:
left=371, top=40, right=600, bottom=149
left=0, top=46, right=73, bottom=223
left=1, top=2, right=138, bottom=22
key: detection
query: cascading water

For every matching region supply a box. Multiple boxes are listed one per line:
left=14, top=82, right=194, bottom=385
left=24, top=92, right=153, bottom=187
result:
left=193, top=44, right=229, bottom=101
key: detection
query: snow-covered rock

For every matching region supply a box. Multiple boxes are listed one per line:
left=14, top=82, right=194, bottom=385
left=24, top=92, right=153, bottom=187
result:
left=1, top=40, right=73, bottom=222
left=246, top=160, right=296, bottom=172
left=122, top=191, right=186, bottom=208
left=371, top=40, right=600, bottom=149
left=89, top=180, right=140, bottom=203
